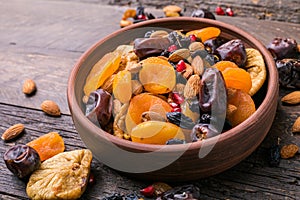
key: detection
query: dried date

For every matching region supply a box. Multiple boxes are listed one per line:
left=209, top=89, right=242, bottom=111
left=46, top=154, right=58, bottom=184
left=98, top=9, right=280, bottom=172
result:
left=276, top=59, right=300, bottom=89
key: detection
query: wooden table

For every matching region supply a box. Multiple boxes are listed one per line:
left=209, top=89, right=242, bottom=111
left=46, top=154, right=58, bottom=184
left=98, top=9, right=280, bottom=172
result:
left=0, top=0, right=299, bottom=199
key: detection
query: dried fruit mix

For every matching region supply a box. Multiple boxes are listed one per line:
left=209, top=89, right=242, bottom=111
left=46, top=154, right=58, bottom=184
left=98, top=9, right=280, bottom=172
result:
left=82, top=27, right=267, bottom=145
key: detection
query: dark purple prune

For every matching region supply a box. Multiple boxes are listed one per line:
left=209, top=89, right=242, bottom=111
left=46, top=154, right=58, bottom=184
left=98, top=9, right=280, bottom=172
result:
left=267, top=37, right=299, bottom=60
left=166, top=138, right=186, bottom=145
left=134, top=37, right=171, bottom=58
left=157, top=184, right=200, bottom=200
left=215, top=39, right=247, bottom=67
left=276, top=59, right=300, bottom=89
left=191, top=123, right=219, bottom=141
left=204, top=37, right=228, bottom=54
left=191, top=9, right=216, bottom=20
left=85, top=89, right=112, bottom=128
left=3, top=144, right=41, bottom=179
left=166, top=112, right=195, bottom=129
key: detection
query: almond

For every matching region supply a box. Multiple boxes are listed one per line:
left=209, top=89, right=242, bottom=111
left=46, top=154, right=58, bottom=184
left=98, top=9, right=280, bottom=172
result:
left=191, top=55, right=205, bottom=76
left=280, top=144, right=299, bottom=159
left=184, top=75, right=200, bottom=99
left=168, top=48, right=190, bottom=63
left=41, top=100, right=61, bottom=116
left=22, top=79, right=37, bottom=95
left=281, top=91, right=300, bottom=105
left=182, top=62, right=193, bottom=79
left=292, top=117, right=300, bottom=133
left=1, top=123, right=25, bottom=141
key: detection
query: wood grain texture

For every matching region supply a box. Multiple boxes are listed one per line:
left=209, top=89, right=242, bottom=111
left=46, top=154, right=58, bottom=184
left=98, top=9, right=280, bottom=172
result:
left=0, top=0, right=299, bottom=199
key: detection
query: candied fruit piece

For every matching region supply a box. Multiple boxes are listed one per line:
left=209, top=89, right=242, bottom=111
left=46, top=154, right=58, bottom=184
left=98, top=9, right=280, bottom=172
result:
left=27, top=132, right=65, bottom=161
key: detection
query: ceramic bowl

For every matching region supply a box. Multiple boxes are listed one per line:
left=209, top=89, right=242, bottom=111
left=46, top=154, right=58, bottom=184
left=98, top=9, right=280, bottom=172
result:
left=67, top=17, right=278, bottom=181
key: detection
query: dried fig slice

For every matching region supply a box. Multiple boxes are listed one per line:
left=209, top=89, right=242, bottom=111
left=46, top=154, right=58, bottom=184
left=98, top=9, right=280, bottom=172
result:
left=245, top=48, right=267, bottom=96
left=26, top=149, right=93, bottom=200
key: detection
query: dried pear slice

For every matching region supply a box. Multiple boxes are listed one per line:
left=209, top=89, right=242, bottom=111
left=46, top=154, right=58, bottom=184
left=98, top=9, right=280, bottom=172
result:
left=26, top=149, right=92, bottom=200
left=245, top=48, right=267, bottom=96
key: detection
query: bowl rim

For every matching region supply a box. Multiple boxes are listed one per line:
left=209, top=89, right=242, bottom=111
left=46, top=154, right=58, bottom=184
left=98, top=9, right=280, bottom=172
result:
left=67, top=17, right=278, bottom=153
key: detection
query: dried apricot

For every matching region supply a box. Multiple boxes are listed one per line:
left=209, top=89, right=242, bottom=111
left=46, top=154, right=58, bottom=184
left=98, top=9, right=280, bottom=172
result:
left=139, top=57, right=176, bottom=94
left=27, top=132, right=65, bottom=161
left=131, top=121, right=184, bottom=145
left=113, top=70, right=132, bottom=103
left=222, top=68, right=252, bottom=94
left=125, top=93, right=172, bottom=133
left=84, top=51, right=121, bottom=96
left=226, top=88, right=256, bottom=126
left=212, top=61, right=239, bottom=72
left=186, top=27, right=221, bottom=42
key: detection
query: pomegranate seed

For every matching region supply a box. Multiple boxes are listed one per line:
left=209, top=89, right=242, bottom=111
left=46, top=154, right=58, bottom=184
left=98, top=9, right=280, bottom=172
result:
left=189, top=34, right=197, bottom=42
left=172, top=107, right=182, bottom=112
left=168, top=44, right=177, bottom=52
left=226, top=8, right=234, bottom=16
left=215, top=6, right=225, bottom=15
left=169, top=102, right=179, bottom=108
left=172, top=92, right=184, bottom=105
left=137, top=14, right=147, bottom=20
left=140, top=185, right=155, bottom=197
left=176, top=60, right=186, bottom=72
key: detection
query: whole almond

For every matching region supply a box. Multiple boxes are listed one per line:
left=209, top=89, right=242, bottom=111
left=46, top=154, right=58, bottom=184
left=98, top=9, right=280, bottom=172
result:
left=168, top=48, right=190, bottom=63
left=22, top=79, right=37, bottom=95
left=191, top=55, right=204, bottom=76
left=292, top=117, right=300, bottom=133
left=41, top=100, right=61, bottom=116
left=184, top=75, right=200, bottom=99
left=1, top=123, right=25, bottom=141
left=280, top=144, right=299, bottom=159
left=281, top=91, right=300, bottom=105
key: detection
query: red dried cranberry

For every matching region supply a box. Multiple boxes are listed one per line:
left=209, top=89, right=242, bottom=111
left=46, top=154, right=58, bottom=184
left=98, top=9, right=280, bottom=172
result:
left=171, top=92, right=184, bottom=105
left=140, top=185, right=155, bottom=197
left=176, top=60, right=186, bottom=72
left=215, top=6, right=225, bottom=15
left=168, top=44, right=178, bottom=52
left=189, top=34, right=197, bottom=42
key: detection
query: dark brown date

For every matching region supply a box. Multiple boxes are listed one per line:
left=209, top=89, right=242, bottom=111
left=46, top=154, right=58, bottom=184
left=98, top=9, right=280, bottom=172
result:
left=267, top=37, right=299, bottom=60
left=3, top=144, right=41, bottom=179
left=276, top=58, right=300, bottom=89
left=134, top=37, right=171, bottom=58
left=215, top=39, right=247, bottom=67
left=85, top=89, right=112, bottom=128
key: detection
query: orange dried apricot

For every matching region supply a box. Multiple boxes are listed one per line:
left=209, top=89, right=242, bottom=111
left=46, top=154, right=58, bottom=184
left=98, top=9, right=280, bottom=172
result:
left=226, top=88, right=256, bottom=127
left=222, top=68, right=252, bottom=94
left=27, top=132, right=65, bottom=161
left=212, top=61, right=239, bottom=72
left=125, top=93, right=172, bottom=133
left=186, top=27, right=221, bottom=42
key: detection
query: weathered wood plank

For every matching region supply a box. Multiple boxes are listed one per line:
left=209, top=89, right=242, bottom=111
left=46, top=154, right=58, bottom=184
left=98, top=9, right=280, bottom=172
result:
left=0, top=97, right=299, bottom=199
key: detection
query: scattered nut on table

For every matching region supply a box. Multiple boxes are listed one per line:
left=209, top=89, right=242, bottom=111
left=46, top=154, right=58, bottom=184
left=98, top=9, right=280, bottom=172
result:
left=41, top=100, right=61, bottom=116
left=22, top=79, right=37, bottom=95
left=280, top=144, right=299, bottom=159
left=1, top=123, right=25, bottom=141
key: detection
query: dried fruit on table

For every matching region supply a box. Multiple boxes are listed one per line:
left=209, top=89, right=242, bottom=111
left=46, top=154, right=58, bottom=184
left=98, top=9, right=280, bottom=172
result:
left=4, top=144, right=40, bottom=179
left=281, top=91, right=300, bottom=105
left=139, top=57, right=176, bottom=94
left=280, top=144, right=299, bottom=159
left=26, top=149, right=92, bottom=200
left=27, top=132, right=65, bottom=161
left=113, top=70, right=132, bottom=103
left=245, top=48, right=267, bottom=96
left=186, top=27, right=221, bottom=42
left=83, top=51, right=121, bottom=96
left=41, top=100, right=61, bottom=117
left=267, top=37, right=299, bottom=60
left=292, top=117, right=300, bottom=133
left=22, top=79, right=37, bottom=95
left=1, top=123, right=25, bottom=141
left=226, top=88, right=256, bottom=127
left=276, top=59, right=300, bottom=89
left=130, top=121, right=184, bottom=145
left=125, top=93, right=172, bottom=133
left=222, top=68, right=252, bottom=94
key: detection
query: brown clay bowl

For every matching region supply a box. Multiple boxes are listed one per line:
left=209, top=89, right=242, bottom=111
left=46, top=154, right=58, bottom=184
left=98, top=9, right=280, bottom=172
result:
left=67, top=17, right=278, bottom=182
